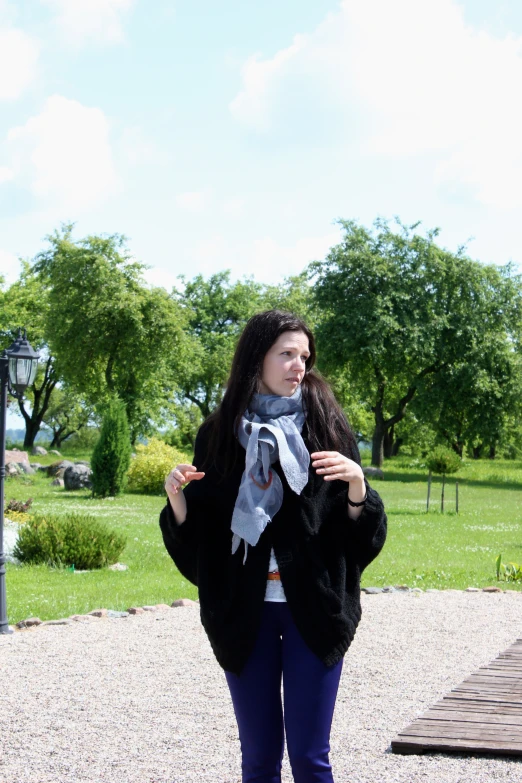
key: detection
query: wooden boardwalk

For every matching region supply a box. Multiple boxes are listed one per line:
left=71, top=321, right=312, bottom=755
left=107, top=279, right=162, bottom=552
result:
left=391, top=637, right=522, bottom=756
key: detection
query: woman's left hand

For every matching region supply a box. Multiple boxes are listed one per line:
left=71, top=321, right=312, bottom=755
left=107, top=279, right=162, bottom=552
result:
left=311, top=451, right=365, bottom=485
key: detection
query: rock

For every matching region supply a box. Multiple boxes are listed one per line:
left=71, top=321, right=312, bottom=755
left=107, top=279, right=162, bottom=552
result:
left=108, top=562, right=128, bottom=571
left=5, top=449, right=29, bottom=465
left=88, top=608, right=108, bottom=617
left=46, top=460, right=74, bottom=478
left=382, top=586, right=397, bottom=593
left=17, top=462, right=35, bottom=475
left=69, top=614, right=99, bottom=622
left=64, top=464, right=92, bottom=490
left=42, top=619, right=73, bottom=626
left=482, top=586, right=502, bottom=593
left=51, top=478, right=64, bottom=488
left=362, top=587, right=382, bottom=594
left=31, top=446, right=47, bottom=456
left=16, top=617, right=42, bottom=629
left=362, top=466, right=384, bottom=479
left=411, top=587, right=424, bottom=593
left=425, top=588, right=440, bottom=592
left=30, top=462, right=43, bottom=470
left=106, top=610, right=129, bottom=619
left=171, top=598, right=199, bottom=607
left=127, top=607, right=145, bottom=615
left=142, top=605, right=157, bottom=611
left=155, top=603, right=172, bottom=611
left=394, top=585, right=410, bottom=591
left=5, top=462, right=22, bottom=477
left=49, top=450, right=61, bottom=456
left=466, top=587, right=480, bottom=592
left=74, top=460, right=90, bottom=467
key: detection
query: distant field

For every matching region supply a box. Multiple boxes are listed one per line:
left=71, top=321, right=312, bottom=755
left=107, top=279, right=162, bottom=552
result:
left=3, top=452, right=521, bottom=625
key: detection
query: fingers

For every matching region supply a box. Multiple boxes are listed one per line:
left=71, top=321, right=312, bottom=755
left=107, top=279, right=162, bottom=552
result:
left=165, top=464, right=205, bottom=495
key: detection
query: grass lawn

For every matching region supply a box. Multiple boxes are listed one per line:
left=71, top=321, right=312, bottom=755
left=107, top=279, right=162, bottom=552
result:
left=3, top=451, right=522, bottom=625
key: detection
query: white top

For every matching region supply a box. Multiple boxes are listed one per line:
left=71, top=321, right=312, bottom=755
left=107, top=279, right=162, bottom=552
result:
left=264, top=547, right=287, bottom=602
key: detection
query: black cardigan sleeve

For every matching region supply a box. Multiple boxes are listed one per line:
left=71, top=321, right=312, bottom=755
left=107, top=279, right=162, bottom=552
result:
left=158, top=429, right=208, bottom=587
left=349, top=478, right=387, bottom=574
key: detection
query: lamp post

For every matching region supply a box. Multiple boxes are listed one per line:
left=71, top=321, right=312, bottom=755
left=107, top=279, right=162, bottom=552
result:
left=0, top=329, right=39, bottom=634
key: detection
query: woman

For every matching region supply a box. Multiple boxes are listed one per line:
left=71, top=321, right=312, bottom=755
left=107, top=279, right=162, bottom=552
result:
left=160, top=309, right=387, bottom=783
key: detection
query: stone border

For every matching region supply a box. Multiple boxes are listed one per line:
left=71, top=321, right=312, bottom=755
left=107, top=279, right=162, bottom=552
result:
left=7, top=587, right=520, bottom=633
left=10, top=598, right=200, bottom=632
left=362, top=585, right=520, bottom=594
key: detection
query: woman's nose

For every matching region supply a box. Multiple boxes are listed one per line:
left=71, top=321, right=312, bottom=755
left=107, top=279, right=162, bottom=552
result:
left=291, top=356, right=306, bottom=370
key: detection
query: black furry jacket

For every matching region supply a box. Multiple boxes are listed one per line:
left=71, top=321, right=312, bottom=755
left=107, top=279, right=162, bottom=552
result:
left=159, top=424, right=387, bottom=675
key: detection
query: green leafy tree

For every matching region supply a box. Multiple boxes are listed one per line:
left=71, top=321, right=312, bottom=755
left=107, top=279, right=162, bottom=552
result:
left=310, top=218, right=522, bottom=466
left=43, top=386, right=94, bottom=448
left=413, top=343, right=522, bottom=458
left=0, top=262, right=59, bottom=447
left=173, top=271, right=265, bottom=418
left=91, top=398, right=132, bottom=497
left=34, top=225, right=187, bottom=442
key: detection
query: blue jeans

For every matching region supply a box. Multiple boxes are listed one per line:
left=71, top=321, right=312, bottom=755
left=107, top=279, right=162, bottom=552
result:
left=224, top=601, right=344, bottom=783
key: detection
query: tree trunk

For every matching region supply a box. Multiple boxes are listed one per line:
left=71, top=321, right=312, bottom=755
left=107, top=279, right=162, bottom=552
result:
left=472, top=443, right=483, bottom=459
left=488, top=443, right=496, bottom=460
left=19, top=358, right=58, bottom=448
left=451, top=440, right=463, bottom=458
left=371, top=422, right=385, bottom=467
left=383, top=424, right=395, bottom=459
left=392, top=437, right=403, bottom=457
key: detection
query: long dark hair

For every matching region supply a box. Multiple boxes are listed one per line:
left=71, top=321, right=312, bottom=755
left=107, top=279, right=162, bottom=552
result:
left=201, top=310, right=359, bottom=475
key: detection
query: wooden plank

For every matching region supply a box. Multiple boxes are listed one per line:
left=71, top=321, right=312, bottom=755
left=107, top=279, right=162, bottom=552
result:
left=391, top=637, right=522, bottom=756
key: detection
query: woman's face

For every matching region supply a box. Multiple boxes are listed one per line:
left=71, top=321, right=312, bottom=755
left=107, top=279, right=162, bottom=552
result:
left=258, top=330, right=310, bottom=397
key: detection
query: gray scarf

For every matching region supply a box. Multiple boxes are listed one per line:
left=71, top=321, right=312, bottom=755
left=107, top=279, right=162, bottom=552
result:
left=231, top=385, right=310, bottom=563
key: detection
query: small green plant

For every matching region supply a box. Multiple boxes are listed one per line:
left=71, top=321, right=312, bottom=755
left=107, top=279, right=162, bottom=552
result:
left=127, top=437, right=188, bottom=495
left=13, top=513, right=127, bottom=570
left=496, top=554, right=522, bottom=582
left=426, top=446, right=461, bottom=476
left=5, top=498, right=33, bottom=514
left=91, top=398, right=132, bottom=498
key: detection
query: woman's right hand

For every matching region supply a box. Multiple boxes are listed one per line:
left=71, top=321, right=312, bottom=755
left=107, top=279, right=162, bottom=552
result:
left=164, top=464, right=205, bottom=496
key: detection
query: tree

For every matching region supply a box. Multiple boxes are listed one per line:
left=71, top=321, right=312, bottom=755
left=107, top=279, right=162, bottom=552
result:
left=310, top=218, right=522, bottom=466
left=91, top=398, right=132, bottom=497
left=43, top=386, right=94, bottom=448
left=413, top=343, right=522, bottom=458
left=173, top=271, right=265, bottom=419
left=34, top=225, right=187, bottom=443
left=0, top=262, right=59, bottom=447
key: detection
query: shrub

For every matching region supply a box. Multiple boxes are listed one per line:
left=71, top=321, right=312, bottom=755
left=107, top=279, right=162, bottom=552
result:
left=127, top=437, right=188, bottom=494
left=426, top=446, right=461, bottom=475
left=13, top=512, right=126, bottom=570
left=5, top=498, right=33, bottom=514
left=91, top=399, right=132, bottom=497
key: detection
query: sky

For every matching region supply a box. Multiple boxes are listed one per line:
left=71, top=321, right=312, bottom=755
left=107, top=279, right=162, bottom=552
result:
left=2, top=0, right=522, bottom=427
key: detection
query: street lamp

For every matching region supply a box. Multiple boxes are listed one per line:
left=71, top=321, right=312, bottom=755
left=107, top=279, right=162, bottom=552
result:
left=0, top=329, right=40, bottom=634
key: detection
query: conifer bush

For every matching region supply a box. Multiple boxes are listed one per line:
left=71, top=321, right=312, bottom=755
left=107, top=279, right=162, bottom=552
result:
left=13, top=513, right=127, bottom=570
left=91, top=398, right=132, bottom=497
left=127, top=437, right=188, bottom=494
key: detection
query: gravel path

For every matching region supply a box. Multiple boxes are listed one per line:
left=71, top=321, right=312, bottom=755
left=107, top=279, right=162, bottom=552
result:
left=0, top=591, right=521, bottom=783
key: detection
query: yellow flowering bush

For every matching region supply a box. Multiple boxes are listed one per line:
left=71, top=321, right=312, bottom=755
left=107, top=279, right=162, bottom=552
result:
left=5, top=510, right=30, bottom=525
left=127, top=438, right=190, bottom=495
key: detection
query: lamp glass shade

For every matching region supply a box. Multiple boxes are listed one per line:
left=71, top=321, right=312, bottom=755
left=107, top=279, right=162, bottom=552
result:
left=9, top=356, right=38, bottom=389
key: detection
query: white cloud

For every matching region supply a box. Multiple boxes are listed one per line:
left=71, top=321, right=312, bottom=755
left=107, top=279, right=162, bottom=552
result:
left=222, top=198, right=245, bottom=218
left=42, top=0, right=134, bottom=47
left=3, top=95, right=119, bottom=210
left=0, top=25, right=39, bottom=100
left=188, top=230, right=341, bottom=284
left=0, top=249, right=20, bottom=285
left=120, top=126, right=161, bottom=165
left=229, top=0, right=522, bottom=209
left=0, top=165, right=13, bottom=182
left=176, top=190, right=210, bottom=213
